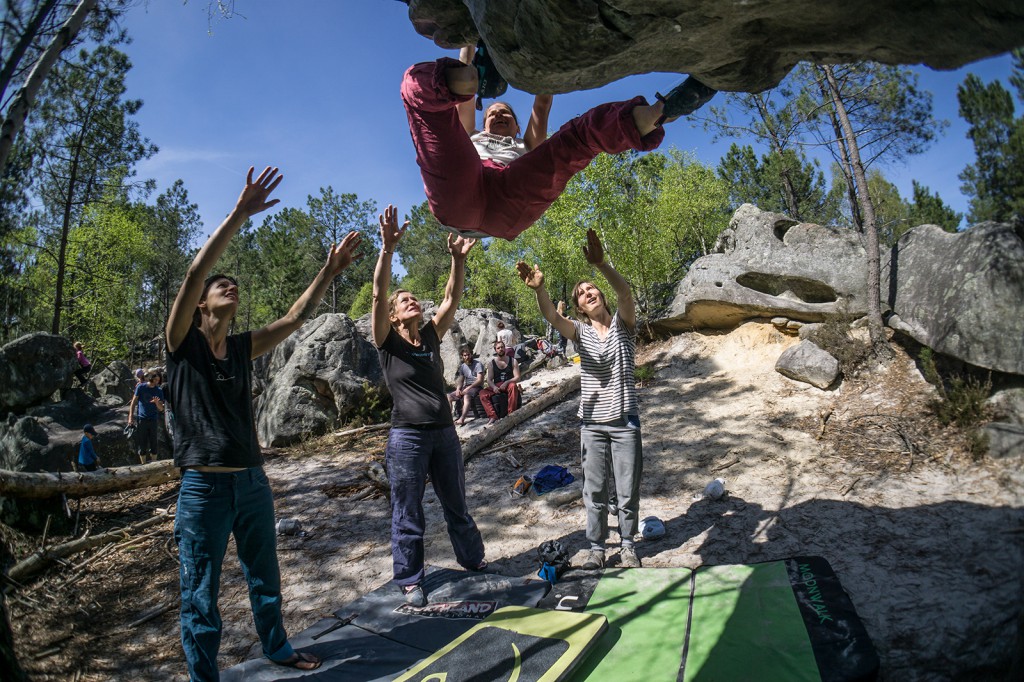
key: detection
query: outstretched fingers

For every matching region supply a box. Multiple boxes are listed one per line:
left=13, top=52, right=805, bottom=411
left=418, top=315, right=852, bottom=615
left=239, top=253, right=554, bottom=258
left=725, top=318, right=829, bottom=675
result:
left=378, top=204, right=408, bottom=249
left=238, top=165, right=283, bottom=216
left=583, top=228, right=604, bottom=265
left=515, top=260, right=543, bottom=289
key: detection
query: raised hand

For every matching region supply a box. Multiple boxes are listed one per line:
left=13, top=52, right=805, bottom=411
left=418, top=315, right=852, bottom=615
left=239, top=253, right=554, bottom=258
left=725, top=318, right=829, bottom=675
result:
left=326, top=230, right=363, bottom=274
left=235, top=166, right=283, bottom=217
left=447, top=232, right=477, bottom=258
left=582, top=228, right=604, bottom=265
left=378, top=204, right=408, bottom=252
left=516, top=261, right=544, bottom=289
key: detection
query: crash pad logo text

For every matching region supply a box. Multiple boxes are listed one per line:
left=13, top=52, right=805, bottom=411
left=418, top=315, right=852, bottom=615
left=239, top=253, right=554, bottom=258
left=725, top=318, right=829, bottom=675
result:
left=797, top=563, right=834, bottom=624
left=395, top=600, right=497, bottom=620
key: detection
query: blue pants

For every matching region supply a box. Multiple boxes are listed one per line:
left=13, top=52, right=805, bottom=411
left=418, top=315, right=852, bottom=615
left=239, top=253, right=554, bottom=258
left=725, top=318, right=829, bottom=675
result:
left=387, top=426, right=485, bottom=586
left=580, top=417, right=643, bottom=549
left=175, top=468, right=296, bottom=682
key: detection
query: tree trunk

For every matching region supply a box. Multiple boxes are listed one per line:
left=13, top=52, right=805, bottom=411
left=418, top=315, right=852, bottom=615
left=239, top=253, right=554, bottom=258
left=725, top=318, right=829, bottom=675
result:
left=0, top=461, right=180, bottom=500
left=51, top=143, right=82, bottom=334
left=815, top=74, right=862, bottom=231
left=0, top=0, right=61, bottom=105
left=0, top=0, right=98, bottom=177
left=462, top=374, right=580, bottom=462
left=820, top=65, right=891, bottom=359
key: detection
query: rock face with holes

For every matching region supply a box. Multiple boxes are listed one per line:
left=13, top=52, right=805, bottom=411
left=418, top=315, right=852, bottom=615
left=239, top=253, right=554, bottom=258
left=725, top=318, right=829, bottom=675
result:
left=662, top=204, right=868, bottom=330
left=405, top=0, right=1024, bottom=93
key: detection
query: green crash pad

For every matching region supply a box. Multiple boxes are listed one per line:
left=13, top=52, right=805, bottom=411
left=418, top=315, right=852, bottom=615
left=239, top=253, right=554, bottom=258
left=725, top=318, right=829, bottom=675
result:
left=393, top=606, right=608, bottom=682
left=538, top=556, right=877, bottom=682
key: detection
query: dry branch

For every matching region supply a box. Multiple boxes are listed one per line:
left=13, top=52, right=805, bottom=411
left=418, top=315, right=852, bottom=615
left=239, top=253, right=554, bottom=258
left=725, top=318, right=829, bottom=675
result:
left=331, top=423, right=391, bottom=438
left=0, top=461, right=180, bottom=499
left=462, top=375, right=580, bottom=463
left=7, top=512, right=171, bottom=583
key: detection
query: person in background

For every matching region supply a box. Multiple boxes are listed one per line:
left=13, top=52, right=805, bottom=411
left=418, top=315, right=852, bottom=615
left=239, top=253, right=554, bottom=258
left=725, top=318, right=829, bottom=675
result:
left=371, top=204, right=487, bottom=608
left=127, top=370, right=165, bottom=464
left=479, top=340, right=521, bottom=425
left=448, top=345, right=485, bottom=426
left=517, top=228, right=644, bottom=569
left=77, top=424, right=101, bottom=472
left=165, top=165, right=363, bottom=679
left=73, top=342, right=92, bottom=387
left=133, top=367, right=145, bottom=390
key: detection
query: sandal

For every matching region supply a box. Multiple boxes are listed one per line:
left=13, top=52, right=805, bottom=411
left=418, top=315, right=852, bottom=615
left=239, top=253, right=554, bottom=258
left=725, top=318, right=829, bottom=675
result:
left=270, top=651, right=321, bottom=671
left=654, top=76, right=717, bottom=126
left=472, top=39, right=508, bottom=109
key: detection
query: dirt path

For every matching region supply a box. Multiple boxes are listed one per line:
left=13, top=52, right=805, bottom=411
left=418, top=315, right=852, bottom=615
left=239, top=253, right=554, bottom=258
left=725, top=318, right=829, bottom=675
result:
left=12, top=323, right=1023, bottom=681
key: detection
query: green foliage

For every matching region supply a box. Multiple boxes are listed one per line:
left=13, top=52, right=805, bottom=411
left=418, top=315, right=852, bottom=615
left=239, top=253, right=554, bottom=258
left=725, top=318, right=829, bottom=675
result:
left=345, top=382, right=393, bottom=427
left=396, top=202, right=454, bottom=303
left=804, top=315, right=873, bottom=376
left=906, top=181, right=961, bottom=234
left=306, top=186, right=378, bottom=314
left=919, top=348, right=992, bottom=429
left=957, top=50, right=1024, bottom=223
left=634, top=362, right=655, bottom=386
left=348, top=281, right=373, bottom=318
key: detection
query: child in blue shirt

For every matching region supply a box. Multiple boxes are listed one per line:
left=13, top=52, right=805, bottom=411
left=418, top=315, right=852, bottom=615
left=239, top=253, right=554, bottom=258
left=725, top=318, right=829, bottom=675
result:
left=78, top=424, right=101, bottom=472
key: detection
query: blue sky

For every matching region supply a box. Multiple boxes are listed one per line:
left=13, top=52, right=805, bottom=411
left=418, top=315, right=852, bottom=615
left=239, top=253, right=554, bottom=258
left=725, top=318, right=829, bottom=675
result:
left=120, top=1, right=1015, bottom=238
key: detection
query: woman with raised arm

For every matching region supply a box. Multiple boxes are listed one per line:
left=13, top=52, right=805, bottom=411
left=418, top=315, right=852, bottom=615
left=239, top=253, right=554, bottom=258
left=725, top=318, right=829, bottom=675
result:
left=517, top=229, right=644, bottom=570
left=371, top=205, right=487, bottom=608
left=165, top=166, right=362, bottom=680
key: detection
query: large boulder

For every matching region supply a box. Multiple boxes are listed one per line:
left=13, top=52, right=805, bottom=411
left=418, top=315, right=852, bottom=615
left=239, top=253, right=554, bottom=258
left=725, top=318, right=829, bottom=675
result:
left=0, top=333, right=76, bottom=413
left=405, top=0, right=1024, bottom=93
left=883, top=221, right=1024, bottom=377
left=87, top=360, right=135, bottom=404
left=662, top=205, right=868, bottom=331
left=256, top=314, right=384, bottom=447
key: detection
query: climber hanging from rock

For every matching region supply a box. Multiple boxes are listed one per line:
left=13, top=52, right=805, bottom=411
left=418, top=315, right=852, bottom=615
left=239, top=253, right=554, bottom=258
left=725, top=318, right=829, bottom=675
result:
left=401, top=40, right=717, bottom=241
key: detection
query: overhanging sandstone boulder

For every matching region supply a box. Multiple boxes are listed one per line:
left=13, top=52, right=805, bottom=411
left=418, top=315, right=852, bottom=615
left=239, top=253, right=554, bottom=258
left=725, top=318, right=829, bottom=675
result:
left=405, top=0, right=1024, bottom=93
left=0, top=333, right=76, bottom=413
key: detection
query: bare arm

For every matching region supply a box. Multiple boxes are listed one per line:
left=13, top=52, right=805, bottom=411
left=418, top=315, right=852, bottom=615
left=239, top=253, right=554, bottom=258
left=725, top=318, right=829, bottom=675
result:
left=166, top=167, right=283, bottom=352
left=523, top=94, right=553, bottom=151
left=371, top=205, right=408, bottom=347
left=456, top=46, right=477, bottom=134
left=250, top=231, right=362, bottom=359
left=431, top=233, right=476, bottom=337
left=509, top=359, right=521, bottom=385
left=516, top=261, right=576, bottom=341
left=485, top=361, right=497, bottom=390
left=584, top=228, right=635, bottom=330
left=127, top=392, right=139, bottom=425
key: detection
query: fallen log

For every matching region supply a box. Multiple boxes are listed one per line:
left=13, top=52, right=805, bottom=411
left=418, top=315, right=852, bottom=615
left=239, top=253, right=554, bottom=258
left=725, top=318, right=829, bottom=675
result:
left=462, top=375, right=580, bottom=463
left=0, top=461, right=180, bottom=500
left=7, top=512, right=171, bottom=583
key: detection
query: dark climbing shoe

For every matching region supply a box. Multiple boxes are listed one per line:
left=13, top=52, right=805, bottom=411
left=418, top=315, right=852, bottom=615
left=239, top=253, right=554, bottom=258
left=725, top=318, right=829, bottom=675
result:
left=655, top=76, right=717, bottom=124
left=472, top=39, right=508, bottom=108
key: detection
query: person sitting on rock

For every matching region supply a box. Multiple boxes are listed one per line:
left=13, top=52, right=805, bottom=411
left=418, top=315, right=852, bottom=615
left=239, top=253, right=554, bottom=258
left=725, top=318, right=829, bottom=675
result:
left=164, top=165, right=363, bottom=679
left=479, top=339, right=521, bottom=424
left=400, top=43, right=715, bottom=241
left=448, top=345, right=485, bottom=426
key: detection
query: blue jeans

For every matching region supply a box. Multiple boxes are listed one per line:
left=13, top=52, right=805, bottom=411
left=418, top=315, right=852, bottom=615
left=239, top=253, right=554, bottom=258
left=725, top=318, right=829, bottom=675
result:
left=387, top=426, right=485, bottom=586
left=175, top=468, right=296, bottom=681
left=580, top=416, right=643, bottom=549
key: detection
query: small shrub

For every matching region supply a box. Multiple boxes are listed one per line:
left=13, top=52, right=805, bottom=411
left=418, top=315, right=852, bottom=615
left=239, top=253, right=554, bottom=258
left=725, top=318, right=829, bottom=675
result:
left=919, top=348, right=992, bottom=428
left=805, top=314, right=873, bottom=376
left=634, top=363, right=656, bottom=386
left=346, top=382, right=393, bottom=427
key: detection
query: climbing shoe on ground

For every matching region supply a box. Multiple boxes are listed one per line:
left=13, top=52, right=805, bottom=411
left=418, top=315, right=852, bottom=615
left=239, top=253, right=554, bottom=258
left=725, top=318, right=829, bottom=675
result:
left=655, top=76, right=717, bottom=124
left=581, top=550, right=605, bottom=570
left=619, top=546, right=641, bottom=568
left=472, top=39, right=508, bottom=108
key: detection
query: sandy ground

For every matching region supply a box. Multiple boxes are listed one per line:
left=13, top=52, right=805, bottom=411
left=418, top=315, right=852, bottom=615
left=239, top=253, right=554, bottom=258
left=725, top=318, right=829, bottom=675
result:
left=10, top=322, right=1024, bottom=681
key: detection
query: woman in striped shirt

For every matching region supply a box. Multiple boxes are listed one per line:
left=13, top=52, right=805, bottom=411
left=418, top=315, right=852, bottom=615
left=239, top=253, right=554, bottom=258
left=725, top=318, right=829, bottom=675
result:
left=517, top=229, right=643, bottom=569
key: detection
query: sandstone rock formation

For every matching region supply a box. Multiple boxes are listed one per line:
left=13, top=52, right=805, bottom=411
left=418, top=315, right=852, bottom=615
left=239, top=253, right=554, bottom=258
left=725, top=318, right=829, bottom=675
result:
left=0, top=333, right=76, bottom=414
left=883, top=221, right=1024, bottom=377
left=86, top=360, right=135, bottom=404
left=663, top=204, right=868, bottom=330
left=775, top=340, right=840, bottom=389
left=405, top=0, right=1024, bottom=93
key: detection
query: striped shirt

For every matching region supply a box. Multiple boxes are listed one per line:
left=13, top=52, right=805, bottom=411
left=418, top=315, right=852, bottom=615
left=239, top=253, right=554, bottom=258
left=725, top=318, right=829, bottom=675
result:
left=573, top=312, right=638, bottom=423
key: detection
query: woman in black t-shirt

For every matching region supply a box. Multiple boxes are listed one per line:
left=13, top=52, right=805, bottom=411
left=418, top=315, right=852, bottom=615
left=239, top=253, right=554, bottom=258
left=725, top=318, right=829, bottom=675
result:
left=165, top=166, right=362, bottom=679
left=371, top=205, right=487, bottom=608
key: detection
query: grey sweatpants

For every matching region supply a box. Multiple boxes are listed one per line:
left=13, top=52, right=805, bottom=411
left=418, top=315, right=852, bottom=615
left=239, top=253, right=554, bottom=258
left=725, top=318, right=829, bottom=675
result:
left=580, top=417, right=643, bottom=549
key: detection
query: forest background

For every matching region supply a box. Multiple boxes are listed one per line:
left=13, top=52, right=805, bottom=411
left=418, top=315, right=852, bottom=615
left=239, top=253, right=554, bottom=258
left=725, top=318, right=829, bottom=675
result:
left=1, top=1, right=1022, bottom=367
